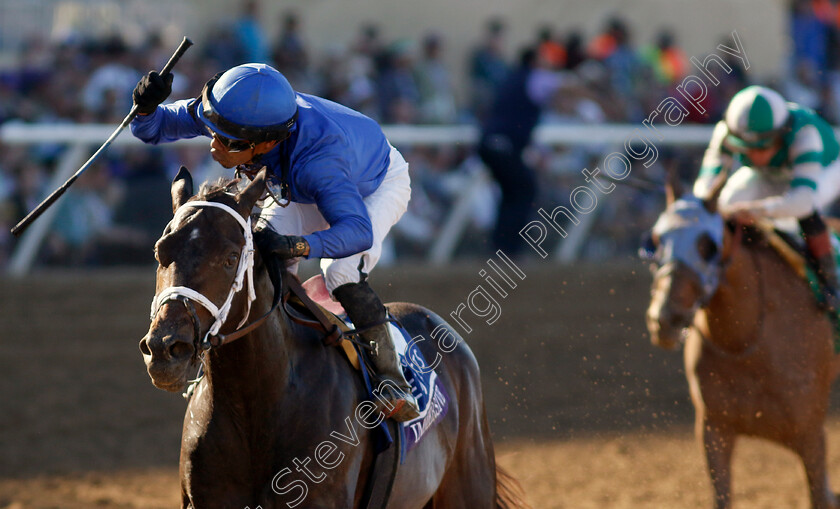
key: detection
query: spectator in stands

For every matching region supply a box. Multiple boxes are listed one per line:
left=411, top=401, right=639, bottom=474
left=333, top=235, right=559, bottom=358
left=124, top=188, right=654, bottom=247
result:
left=642, top=30, right=688, bottom=85
left=377, top=39, right=421, bottom=123
left=790, top=0, right=829, bottom=73
left=594, top=17, right=646, bottom=121
left=469, top=17, right=509, bottom=123
left=536, top=25, right=566, bottom=70
left=318, top=45, right=378, bottom=119
left=352, top=23, right=389, bottom=76
left=271, top=10, right=311, bottom=91
left=478, top=47, right=564, bottom=256
left=203, top=25, right=248, bottom=69
left=563, top=31, right=586, bottom=70
left=81, top=36, right=140, bottom=122
left=415, top=32, right=458, bottom=124
left=542, top=74, right=608, bottom=125
left=232, top=0, right=270, bottom=63
left=45, top=164, right=117, bottom=266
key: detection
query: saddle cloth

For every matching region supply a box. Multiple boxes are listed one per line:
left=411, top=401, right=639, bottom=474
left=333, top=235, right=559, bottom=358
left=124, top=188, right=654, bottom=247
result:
left=300, top=275, right=450, bottom=455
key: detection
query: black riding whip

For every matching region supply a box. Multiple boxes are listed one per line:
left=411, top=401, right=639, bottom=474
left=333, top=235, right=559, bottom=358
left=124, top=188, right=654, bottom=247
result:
left=10, top=36, right=193, bottom=237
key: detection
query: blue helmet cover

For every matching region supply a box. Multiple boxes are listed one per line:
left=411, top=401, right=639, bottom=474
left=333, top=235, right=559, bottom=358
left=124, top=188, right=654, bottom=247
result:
left=197, top=63, right=298, bottom=141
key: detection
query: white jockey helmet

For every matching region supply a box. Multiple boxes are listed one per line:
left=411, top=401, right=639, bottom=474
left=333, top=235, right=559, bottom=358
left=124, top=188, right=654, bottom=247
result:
left=724, top=85, right=790, bottom=150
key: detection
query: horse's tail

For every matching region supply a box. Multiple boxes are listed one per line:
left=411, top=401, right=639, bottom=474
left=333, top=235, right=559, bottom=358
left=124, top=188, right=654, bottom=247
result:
left=495, top=464, right=530, bottom=509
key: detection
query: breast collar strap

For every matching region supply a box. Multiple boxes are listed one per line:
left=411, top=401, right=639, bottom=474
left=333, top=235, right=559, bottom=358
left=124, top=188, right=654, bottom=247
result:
left=150, top=200, right=256, bottom=350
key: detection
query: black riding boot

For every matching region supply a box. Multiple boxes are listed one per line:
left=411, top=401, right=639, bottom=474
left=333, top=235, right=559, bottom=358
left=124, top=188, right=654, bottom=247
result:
left=333, top=281, right=420, bottom=422
left=801, top=213, right=839, bottom=311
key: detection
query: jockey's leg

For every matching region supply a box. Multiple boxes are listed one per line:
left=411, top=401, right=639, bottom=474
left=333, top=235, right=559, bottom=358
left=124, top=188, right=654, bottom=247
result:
left=332, top=281, right=420, bottom=422
left=800, top=211, right=839, bottom=311
left=258, top=145, right=416, bottom=420
left=323, top=144, right=417, bottom=421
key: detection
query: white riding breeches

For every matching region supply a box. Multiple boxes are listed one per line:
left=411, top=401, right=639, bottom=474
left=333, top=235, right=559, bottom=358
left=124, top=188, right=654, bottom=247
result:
left=258, top=144, right=411, bottom=295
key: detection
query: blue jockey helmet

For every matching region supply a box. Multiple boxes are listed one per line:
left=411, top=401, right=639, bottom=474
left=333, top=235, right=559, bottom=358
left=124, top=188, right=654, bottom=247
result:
left=196, top=63, right=298, bottom=143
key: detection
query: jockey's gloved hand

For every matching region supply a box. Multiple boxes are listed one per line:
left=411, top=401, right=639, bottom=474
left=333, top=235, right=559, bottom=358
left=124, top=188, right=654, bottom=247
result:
left=133, top=71, right=174, bottom=115
left=255, top=228, right=309, bottom=259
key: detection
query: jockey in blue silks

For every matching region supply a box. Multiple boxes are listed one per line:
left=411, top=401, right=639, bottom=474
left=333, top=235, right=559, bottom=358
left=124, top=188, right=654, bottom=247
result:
left=130, top=63, right=419, bottom=421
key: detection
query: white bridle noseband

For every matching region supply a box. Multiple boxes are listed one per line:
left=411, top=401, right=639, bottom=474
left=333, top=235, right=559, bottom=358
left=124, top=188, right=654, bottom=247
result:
left=150, top=200, right=256, bottom=348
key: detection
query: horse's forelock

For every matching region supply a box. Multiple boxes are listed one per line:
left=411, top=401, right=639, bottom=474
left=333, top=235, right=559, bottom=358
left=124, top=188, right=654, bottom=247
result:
left=196, top=178, right=239, bottom=201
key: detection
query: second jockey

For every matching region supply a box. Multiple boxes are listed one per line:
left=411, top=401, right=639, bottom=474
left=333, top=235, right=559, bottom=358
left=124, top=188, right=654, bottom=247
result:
left=693, top=85, right=840, bottom=308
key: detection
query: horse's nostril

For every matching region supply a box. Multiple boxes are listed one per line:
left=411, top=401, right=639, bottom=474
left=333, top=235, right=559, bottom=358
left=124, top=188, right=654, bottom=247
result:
left=139, top=337, right=152, bottom=356
left=169, top=341, right=193, bottom=359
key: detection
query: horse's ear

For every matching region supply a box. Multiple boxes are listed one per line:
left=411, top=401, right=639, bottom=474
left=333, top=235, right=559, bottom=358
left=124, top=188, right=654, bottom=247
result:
left=664, top=162, right=683, bottom=207
left=171, top=166, right=194, bottom=214
left=237, top=167, right=267, bottom=214
left=702, top=173, right=728, bottom=214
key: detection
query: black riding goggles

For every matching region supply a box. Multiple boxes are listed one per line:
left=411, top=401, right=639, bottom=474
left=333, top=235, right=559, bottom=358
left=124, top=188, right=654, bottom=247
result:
left=200, top=72, right=298, bottom=144
left=205, top=126, right=255, bottom=152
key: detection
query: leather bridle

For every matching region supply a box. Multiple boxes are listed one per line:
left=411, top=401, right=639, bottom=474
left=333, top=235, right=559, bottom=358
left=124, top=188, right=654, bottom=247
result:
left=149, top=200, right=281, bottom=351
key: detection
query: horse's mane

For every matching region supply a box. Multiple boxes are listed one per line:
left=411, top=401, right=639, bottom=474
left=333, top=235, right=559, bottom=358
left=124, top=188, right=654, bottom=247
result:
left=727, top=220, right=802, bottom=256
left=726, top=221, right=765, bottom=248
left=195, top=178, right=241, bottom=201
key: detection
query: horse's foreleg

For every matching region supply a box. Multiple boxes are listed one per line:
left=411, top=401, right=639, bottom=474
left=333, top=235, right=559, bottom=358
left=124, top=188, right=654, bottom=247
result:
left=181, top=486, right=191, bottom=509
left=700, top=418, right=735, bottom=509
left=792, top=429, right=838, bottom=509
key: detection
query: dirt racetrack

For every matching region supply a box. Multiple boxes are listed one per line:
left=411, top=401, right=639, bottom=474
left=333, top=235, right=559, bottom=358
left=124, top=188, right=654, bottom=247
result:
left=4, top=260, right=840, bottom=508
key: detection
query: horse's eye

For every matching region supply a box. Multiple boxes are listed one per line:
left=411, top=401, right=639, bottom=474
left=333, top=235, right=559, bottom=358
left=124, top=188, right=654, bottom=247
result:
left=697, top=234, right=718, bottom=262
left=225, top=253, right=239, bottom=268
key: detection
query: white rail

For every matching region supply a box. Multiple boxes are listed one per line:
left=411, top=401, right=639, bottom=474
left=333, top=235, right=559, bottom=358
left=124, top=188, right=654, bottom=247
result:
left=0, top=122, right=718, bottom=146
left=1, top=122, right=720, bottom=275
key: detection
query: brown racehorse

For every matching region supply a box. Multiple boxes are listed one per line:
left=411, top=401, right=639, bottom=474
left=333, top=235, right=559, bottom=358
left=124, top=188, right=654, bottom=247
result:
left=645, top=176, right=840, bottom=509
left=139, top=167, right=527, bottom=509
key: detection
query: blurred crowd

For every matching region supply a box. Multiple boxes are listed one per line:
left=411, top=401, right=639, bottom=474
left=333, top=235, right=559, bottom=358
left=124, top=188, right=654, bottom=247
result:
left=0, top=0, right=829, bottom=269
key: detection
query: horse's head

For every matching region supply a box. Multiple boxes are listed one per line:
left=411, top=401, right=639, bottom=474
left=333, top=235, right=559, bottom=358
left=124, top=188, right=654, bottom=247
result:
left=643, top=173, right=727, bottom=350
left=139, top=166, right=267, bottom=392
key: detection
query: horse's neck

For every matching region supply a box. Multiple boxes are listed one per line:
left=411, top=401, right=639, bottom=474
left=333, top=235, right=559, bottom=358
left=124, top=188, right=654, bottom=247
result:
left=203, top=271, right=293, bottom=411
left=699, top=239, right=767, bottom=347
left=199, top=270, right=351, bottom=429
left=699, top=232, right=813, bottom=350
